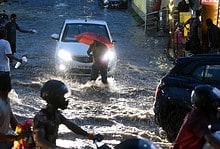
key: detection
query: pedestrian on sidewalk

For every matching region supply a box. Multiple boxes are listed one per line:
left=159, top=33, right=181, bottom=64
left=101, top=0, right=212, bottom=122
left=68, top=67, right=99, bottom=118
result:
left=174, top=25, right=184, bottom=58
left=184, top=10, right=202, bottom=54
left=178, top=0, right=189, bottom=12
left=206, top=18, right=220, bottom=53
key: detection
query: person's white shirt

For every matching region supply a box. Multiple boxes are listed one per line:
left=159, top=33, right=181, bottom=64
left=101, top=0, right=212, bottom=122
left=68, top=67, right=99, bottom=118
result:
left=0, top=39, right=12, bottom=72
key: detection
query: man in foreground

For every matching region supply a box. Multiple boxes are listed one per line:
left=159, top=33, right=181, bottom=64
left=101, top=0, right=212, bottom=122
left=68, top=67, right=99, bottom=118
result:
left=173, top=85, right=220, bottom=149
left=33, top=79, right=103, bottom=149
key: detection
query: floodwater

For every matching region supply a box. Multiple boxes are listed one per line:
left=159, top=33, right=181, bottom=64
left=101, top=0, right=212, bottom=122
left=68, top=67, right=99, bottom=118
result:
left=2, top=0, right=173, bottom=148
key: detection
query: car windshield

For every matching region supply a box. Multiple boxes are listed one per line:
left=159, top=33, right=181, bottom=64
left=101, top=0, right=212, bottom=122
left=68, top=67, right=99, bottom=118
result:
left=61, top=23, right=109, bottom=42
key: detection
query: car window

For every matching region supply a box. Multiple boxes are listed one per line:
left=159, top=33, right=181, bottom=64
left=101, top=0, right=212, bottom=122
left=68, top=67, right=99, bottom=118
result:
left=61, top=23, right=109, bottom=42
left=204, top=65, right=220, bottom=82
left=192, top=65, right=205, bottom=80
left=193, top=65, right=220, bottom=83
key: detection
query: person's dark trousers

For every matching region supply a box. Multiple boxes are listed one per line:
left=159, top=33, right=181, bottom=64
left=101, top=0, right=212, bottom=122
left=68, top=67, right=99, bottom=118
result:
left=8, top=41, right=16, bottom=63
left=9, top=41, right=16, bottom=54
left=91, top=64, right=108, bottom=84
left=100, top=64, right=108, bottom=84
left=189, top=37, right=201, bottom=54
left=0, top=71, right=10, bottom=77
left=91, top=64, right=99, bottom=81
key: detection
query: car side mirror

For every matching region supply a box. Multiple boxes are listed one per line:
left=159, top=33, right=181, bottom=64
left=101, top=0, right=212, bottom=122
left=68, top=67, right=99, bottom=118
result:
left=51, top=34, right=59, bottom=40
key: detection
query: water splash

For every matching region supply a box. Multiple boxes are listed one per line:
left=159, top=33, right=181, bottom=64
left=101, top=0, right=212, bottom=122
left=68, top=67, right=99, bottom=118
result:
left=9, top=89, right=21, bottom=104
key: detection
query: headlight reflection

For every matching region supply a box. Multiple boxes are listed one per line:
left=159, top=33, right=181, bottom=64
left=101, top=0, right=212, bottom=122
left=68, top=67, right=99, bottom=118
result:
left=59, top=64, right=66, bottom=71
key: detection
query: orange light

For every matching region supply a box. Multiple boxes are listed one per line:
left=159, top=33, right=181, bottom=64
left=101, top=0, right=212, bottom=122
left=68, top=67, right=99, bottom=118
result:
left=201, top=0, right=218, bottom=5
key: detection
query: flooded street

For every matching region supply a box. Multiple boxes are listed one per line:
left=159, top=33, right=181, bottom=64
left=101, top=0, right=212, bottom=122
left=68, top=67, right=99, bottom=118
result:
left=2, top=0, right=173, bottom=148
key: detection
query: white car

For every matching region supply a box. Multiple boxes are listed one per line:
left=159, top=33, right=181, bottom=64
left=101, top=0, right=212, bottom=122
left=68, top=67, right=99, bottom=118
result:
left=51, top=19, right=117, bottom=75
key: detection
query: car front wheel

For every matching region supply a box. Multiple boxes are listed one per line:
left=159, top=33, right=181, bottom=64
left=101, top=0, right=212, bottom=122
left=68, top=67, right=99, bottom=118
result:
left=164, top=108, right=191, bottom=142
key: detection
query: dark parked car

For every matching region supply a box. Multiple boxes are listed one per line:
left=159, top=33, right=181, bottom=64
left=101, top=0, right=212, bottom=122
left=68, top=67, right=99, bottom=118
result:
left=98, top=0, right=128, bottom=9
left=154, top=54, right=220, bottom=142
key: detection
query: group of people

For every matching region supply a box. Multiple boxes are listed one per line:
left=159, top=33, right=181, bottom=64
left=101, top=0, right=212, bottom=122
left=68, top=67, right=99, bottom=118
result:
left=175, top=0, right=220, bottom=56
left=184, top=10, right=220, bottom=54
left=1, top=10, right=220, bottom=149
left=0, top=13, right=111, bottom=149
left=1, top=12, right=110, bottom=84
left=0, top=13, right=35, bottom=76
left=0, top=15, right=33, bottom=147
left=2, top=74, right=220, bottom=149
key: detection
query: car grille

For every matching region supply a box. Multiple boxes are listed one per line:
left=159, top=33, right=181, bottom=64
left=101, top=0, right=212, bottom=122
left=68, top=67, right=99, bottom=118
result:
left=72, top=56, right=92, bottom=63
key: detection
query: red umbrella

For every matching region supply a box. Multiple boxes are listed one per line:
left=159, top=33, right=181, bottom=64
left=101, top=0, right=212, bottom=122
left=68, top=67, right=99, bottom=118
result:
left=75, top=32, right=113, bottom=48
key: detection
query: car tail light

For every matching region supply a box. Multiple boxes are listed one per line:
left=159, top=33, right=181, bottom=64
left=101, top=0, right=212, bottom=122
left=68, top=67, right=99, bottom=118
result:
left=155, top=80, right=164, bottom=97
left=155, top=84, right=160, bottom=97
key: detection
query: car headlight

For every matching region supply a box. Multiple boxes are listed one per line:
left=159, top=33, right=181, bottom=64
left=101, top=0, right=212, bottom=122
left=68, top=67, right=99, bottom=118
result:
left=102, top=50, right=115, bottom=62
left=57, top=49, right=72, bottom=61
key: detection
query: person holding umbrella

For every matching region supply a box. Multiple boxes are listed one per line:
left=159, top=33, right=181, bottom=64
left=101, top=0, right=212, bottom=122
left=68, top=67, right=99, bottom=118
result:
left=75, top=32, right=114, bottom=84
left=87, top=40, right=109, bottom=84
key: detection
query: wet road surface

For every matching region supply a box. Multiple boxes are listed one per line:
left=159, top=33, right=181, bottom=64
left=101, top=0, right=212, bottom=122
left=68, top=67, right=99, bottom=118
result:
left=2, top=0, right=173, bottom=148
